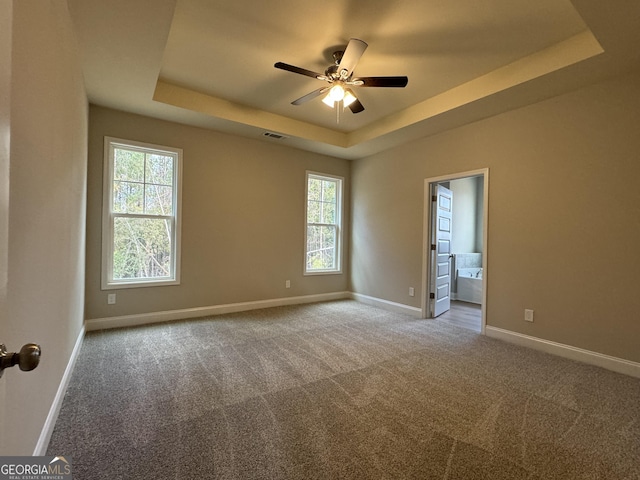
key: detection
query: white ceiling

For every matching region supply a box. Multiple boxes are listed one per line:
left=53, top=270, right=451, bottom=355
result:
left=67, top=0, right=640, bottom=159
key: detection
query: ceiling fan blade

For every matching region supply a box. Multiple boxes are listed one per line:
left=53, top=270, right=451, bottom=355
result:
left=274, top=62, right=324, bottom=80
left=338, top=38, right=368, bottom=78
left=352, top=76, right=408, bottom=87
left=348, top=98, right=365, bottom=114
left=291, top=86, right=330, bottom=105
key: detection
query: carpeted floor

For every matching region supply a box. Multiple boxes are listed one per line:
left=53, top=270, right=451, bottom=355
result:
left=47, top=300, right=640, bottom=479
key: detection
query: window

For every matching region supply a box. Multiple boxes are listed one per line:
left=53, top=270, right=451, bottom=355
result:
left=102, top=137, right=182, bottom=289
left=305, top=172, right=343, bottom=274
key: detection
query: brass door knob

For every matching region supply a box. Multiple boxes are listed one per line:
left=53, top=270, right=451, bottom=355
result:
left=0, top=343, right=41, bottom=378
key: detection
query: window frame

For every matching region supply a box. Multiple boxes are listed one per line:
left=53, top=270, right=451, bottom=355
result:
left=101, top=136, right=183, bottom=290
left=304, top=171, right=344, bottom=275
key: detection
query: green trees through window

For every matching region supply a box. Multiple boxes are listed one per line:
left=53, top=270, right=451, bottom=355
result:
left=103, top=138, right=182, bottom=288
left=305, top=173, right=342, bottom=273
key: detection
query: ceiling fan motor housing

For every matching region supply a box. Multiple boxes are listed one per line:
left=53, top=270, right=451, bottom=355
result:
left=325, top=64, right=339, bottom=78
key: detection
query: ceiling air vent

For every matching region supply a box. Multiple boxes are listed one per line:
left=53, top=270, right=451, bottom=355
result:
left=263, top=131, right=288, bottom=140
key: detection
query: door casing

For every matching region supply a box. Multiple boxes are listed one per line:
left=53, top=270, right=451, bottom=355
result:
left=421, top=168, right=489, bottom=334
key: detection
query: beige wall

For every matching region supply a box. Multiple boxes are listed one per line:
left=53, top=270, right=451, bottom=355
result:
left=351, top=70, right=640, bottom=363
left=85, top=106, right=350, bottom=320
left=2, top=0, right=87, bottom=455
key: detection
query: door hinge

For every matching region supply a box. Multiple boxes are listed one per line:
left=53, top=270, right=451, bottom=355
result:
left=429, top=293, right=435, bottom=299
left=430, top=244, right=436, bottom=251
left=432, top=195, right=437, bottom=202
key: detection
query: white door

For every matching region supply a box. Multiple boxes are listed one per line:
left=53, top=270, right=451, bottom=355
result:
left=1, top=0, right=11, bottom=453
left=432, top=184, right=453, bottom=317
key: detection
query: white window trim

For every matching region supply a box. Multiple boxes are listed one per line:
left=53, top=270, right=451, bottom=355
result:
left=304, top=171, right=344, bottom=275
left=101, top=136, right=183, bottom=290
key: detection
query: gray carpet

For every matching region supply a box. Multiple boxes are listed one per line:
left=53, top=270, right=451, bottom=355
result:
left=47, top=300, right=640, bottom=479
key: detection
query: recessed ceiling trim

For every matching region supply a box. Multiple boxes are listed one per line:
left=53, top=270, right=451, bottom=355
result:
left=155, top=30, right=602, bottom=153
left=153, top=80, right=348, bottom=147
left=68, top=0, right=640, bottom=160
left=348, top=30, right=604, bottom=147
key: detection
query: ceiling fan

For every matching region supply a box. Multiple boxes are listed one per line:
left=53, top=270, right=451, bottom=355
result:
left=274, top=38, right=408, bottom=114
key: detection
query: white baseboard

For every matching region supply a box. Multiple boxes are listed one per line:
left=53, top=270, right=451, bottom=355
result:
left=485, top=326, right=640, bottom=379
left=34, top=325, right=85, bottom=455
left=85, top=292, right=351, bottom=331
left=350, top=292, right=422, bottom=318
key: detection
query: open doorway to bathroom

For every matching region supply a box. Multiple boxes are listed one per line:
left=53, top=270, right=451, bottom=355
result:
left=421, top=169, right=488, bottom=334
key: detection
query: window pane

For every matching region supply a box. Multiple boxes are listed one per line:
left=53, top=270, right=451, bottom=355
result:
left=114, top=148, right=144, bottom=182
left=307, top=178, right=321, bottom=201
left=146, top=154, right=173, bottom=186
left=322, top=180, right=336, bottom=203
left=322, top=202, right=336, bottom=224
left=306, top=225, right=336, bottom=270
left=113, top=217, right=172, bottom=280
left=145, top=184, right=173, bottom=215
left=307, top=200, right=321, bottom=223
left=113, top=181, right=143, bottom=213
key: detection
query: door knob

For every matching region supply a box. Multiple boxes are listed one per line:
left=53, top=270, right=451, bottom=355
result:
left=0, top=343, right=41, bottom=378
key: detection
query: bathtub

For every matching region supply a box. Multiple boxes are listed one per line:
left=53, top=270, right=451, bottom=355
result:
left=456, top=268, right=483, bottom=304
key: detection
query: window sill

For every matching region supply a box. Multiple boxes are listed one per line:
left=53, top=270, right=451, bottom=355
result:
left=101, top=278, right=180, bottom=290
left=304, top=270, right=343, bottom=276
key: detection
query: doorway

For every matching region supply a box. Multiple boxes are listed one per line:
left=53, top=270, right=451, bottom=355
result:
left=421, top=169, right=488, bottom=334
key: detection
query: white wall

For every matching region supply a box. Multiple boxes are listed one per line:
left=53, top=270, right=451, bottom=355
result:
left=449, top=176, right=483, bottom=254
left=2, top=0, right=88, bottom=455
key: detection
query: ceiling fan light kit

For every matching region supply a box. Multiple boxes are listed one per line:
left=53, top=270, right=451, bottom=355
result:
left=321, top=84, right=357, bottom=109
left=274, top=38, right=408, bottom=118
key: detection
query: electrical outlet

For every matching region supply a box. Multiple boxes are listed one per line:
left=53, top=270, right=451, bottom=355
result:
left=285, top=280, right=291, bottom=289
left=524, top=309, right=534, bottom=322
left=107, top=293, right=116, bottom=305
left=409, top=287, right=415, bottom=297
